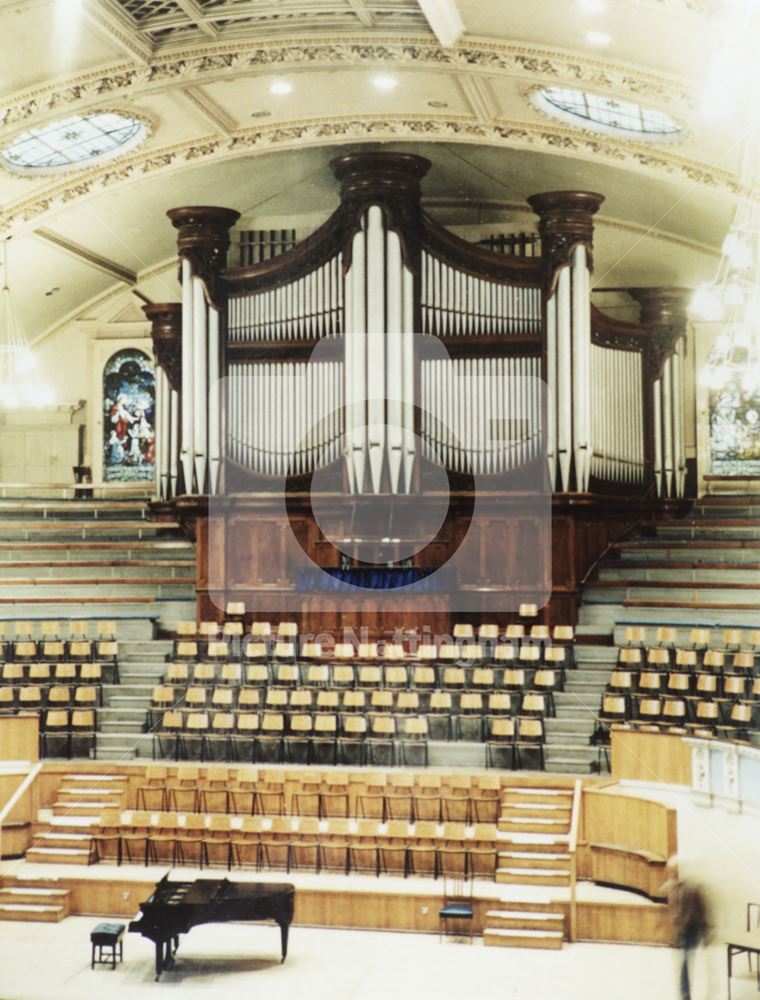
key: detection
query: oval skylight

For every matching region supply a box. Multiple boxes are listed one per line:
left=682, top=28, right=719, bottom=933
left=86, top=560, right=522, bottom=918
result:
left=534, top=87, right=681, bottom=140
left=2, top=112, right=145, bottom=172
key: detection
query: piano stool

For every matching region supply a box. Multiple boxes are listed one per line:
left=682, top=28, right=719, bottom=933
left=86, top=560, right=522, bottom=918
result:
left=90, top=922, right=125, bottom=970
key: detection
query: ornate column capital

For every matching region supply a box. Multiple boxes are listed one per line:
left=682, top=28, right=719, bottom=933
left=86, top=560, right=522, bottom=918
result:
left=527, top=190, right=605, bottom=273
left=629, top=286, right=691, bottom=375
left=166, top=205, right=241, bottom=305
left=143, top=302, right=182, bottom=392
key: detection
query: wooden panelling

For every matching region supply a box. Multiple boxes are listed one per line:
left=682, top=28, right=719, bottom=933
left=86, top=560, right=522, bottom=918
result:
left=589, top=844, right=669, bottom=900
left=611, top=728, right=692, bottom=786
left=0, top=715, right=39, bottom=762
left=576, top=901, right=673, bottom=945
left=581, top=788, right=677, bottom=861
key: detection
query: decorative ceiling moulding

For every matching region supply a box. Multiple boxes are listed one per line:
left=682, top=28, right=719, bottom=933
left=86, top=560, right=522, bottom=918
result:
left=0, top=114, right=743, bottom=236
left=0, top=35, right=693, bottom=133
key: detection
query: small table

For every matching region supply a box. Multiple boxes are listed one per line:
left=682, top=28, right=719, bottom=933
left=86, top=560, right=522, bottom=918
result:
left=728, top=940, right=760, bottom=999
left=91, top=922, right=125, bottom=970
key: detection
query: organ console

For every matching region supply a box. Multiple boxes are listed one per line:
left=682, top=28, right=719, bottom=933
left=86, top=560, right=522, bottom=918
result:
left=143, top=152, right=690, bottom=629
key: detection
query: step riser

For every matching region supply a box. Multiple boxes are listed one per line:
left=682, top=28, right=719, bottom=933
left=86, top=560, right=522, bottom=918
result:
left=24, top=850, right=92, bottom=865
left=483, top=932, right=563, bottom=949
left=0, top=906, right=68, bottom=922
left=496, top=872, right=570, bottom=886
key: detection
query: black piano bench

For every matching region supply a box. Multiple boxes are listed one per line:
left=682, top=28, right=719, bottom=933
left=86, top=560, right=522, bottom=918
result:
left=90, top=922, right=125, bottom=970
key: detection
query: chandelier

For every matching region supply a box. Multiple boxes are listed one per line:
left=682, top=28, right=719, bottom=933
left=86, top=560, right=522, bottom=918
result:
left=0, top=239, right=53, bottom=408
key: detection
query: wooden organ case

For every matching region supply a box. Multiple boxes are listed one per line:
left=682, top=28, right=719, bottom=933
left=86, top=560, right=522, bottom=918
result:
left=147, top=153, right=691, bottom=634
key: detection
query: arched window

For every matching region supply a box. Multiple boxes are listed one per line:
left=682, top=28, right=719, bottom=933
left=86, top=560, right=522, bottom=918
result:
left=103, top=349, right=155, bottom=482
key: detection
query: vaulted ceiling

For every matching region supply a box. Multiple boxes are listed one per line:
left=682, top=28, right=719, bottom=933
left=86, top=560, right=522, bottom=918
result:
left=0, top=0, right=748, bottom=342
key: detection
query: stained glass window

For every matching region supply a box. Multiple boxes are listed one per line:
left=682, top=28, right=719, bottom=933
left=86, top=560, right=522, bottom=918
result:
left=535, top=87, right=681, bottom=139
left=3, top=113, right=144, bottom=172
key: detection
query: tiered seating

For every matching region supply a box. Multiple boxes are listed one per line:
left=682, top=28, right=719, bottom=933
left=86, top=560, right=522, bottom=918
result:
left=149, top=617, right=577, bottom=769
left=597, top=626, right=760, bottom=741
left=0, top=620, right=120, bottom=758
left=92, top=765, right=502, bottom=878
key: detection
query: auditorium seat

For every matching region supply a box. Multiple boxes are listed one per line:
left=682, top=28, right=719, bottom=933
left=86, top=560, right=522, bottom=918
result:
left=137, top=765, right=169, bottom=810
left=41, top=708, right=70, bottom=757
left=367, top=714, right=396, bottom=766
left=243, top=642, right=269, bottom=666
left=399, top=716, right=428, bottom=766
left=636, top=698, right=663, bottom=730
left=180, top=712, right=210, bottom=760
left=717, top=702, right=752, bottom=741
left=685, top=700, right=719, bottom=737
left=205, top=712, right=235, bottom=761
left=155, top=711, right=183, bottom=760
left=622, top=626, right=647, bottom=648
left=244, top=662, right=269, bottom=686
left=661, top=698, right=688, bottom=733
left=488, top=718, right=519, bottom=765
left=456, top=692, right=484, bottom=741
left=426, top=691, right=453, bottom=740
left=338, top=715, right=367, bottom=765
left=284, top=713, right=313, bottom=764
left=231, top=713, right=259, bottom=762
left=514, top=717, right=545, bottom=769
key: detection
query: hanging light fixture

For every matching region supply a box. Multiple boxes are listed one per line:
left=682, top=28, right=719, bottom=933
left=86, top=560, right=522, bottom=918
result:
left=0, top=239, right=53, bottom=408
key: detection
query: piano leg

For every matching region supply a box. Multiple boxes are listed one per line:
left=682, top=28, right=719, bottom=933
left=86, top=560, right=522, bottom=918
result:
left=155, top=941, right=163, bottom=981
left=279, top=921, right=289, bottom=963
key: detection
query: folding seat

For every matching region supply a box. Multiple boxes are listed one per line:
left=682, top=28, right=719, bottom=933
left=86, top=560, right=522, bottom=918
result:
left=311, top=713, right=338, bottom=765
left=460, top=642, right=485, bottom=667
left=95, top=622, right=118, bottom=674
left=607, top=670, right=634, bottom=698
left=180, top=712, right=210, bottom=761
left=237, top=687, right=261, bottom=713
left=13, top=622, right=37, bottom=661
left=356, top=773, right=387, bottom=819
left=384, top=664, right=408, bottom=689
left=80, top=662, right=103, bottom=685
left=366, top=714, right=396, bottom=766
left=518, top=603, right=539, bottom=621
left=370, top=689, right=393, bottom=714
left=723, top=628, right=744, bottom=651
left=478, top=624, right=501, bottom=643
left=340, top=689, right=366, bottom=715
left=40, top=638, right=66, bottom=662
left=0, top=687, right=14, bottom=714
left=120, top=810, right=153, bottom=865
left=28, top=662, right=51, bottom=684
left=199, top=765, right=231, bottom=812
left=414, top=773, right=443, bottom=822
left=382, top=642, right=406, bottom=663
left=442, top=773, right=472, bottom=823
left=721, top=674, right=748, bottom=705
left=437, top=644, right=459, bottom=669
left=277, top=622, right=298, bottom=640
left=442, top=666, right=466, bottom=690
left=184, top=686, right=209, bottom=712
left=666, top=672, right=691, bottom=699
left=636, top=698, right=663, bottom=730
left=154, top=710, right=183, bottom=760
left=137, top=764, right=169, bottom=810
left=300, top=641, right=323, bottom=661
left=519, top=692, right=547, bottom=719
left=199, top=620, right=220, bottom=643
left=636, top=670, right=663, bottom=700
left=748, top=631, right=760, bottom=653
left=405, top=820, right=439, bottom=877
left=553, top=625, right=574, bottom=644
left=315, top=689, right=339, bottom=714
left=210, top=686, right=235, bottom=715
left=273, top=641, right=296, bottom=663
left=543, top=646, right=569, bottom=687
left=729, top=652, right=756, bottom=678
left=384, top=772, right=414, bottom=821
left=18, top=685, right=42, bottom=712
left=175, top=640, right=199, bottom=662
left=91, top=807, right=123, bottom=865
left=415, top=644, right=437, bottom=663
left=52, top=662, right=76, bottom=683
left=646, top=647, right=671, bottom=670
left=346, top=819, right=381, bottom=876
left=265, top=688, right=289, bottom=713
left=166, top=765, right=201, bottom=812
left=399, top=716, right=428, bottom=767
left=654, top=627, right=677, bottom=649
left=173, top=620, right=198, bottom=653
left=456, top=692, right=484, bottom=741
left=219, top=661, right=241, bottom=686
left=426, top=690, right=453, bottom=740
left=318, top=818, right=350, bottom=874
left=192, top=662, right=217, bottom=686
left=338, top=715, right=366, bottom=765
left=244, top=661, right=270, bottom=687
left=717, top=702, right=752, bottom=741
left=319, top=772, right=350, bottom=819
left=412, top=664, right=437, bottom=690
left=504, top=624, right=525, bottom=642
left=486, top=692, right=512, bottom=718
left=673, top=649, right=698, bottom=674
left=502, top=668, right=526, bottom=693
left=41, top=708, right=70, bottom=758
left=531, top=670, right=558, bottom=715
left=598, top=694, right=627, bottom=728
left=357, top=665, right=381, bottom=689
left=689, top=628, right=711, bottom=651
left=70, top=709, right=97, bottom=759
left=751, top=677, right=760, bottom=702
left=174, top=813, right=210, bottom=868
left=622, top=626, right=647, bottom=648
left=617, top=647, right=643, bottom=670
left=514, top=717, right=545, bottom=769
left=166, top=662, right=190, bottom=687
left=206, top=640, right=232, bottom=663
left=452, top=624, right=474, bottom=641
left=469, top=774, right=501, bottom=824
left=1, top=663, right=23, bottom=684
left=685, top=700, right=719, bottom=738
left=289, top=688, right=313, bottom=714
left=702, top=650, right=725, bottom=675
left=661, top=698, right=688, bottom=733
left=68, top=638, right=93, bottom=662
left=256, top=712, right=285, bottom=763
left=242, top=641, right=269, bottom=668
left=285, top=713, right=313, bottom=764
left=378, top=820, right=411, bottom=877
left=222, top=618, right=245, bottom=643
left=303, top=663, right=330, bottom=688
left=75, top=685, right=99, bottom=710
left=231, top=712, right=259, bottom=763
left=396, top=690, right=420, bottom=715
left=47, top=684, right=72, bottom=709
left=274, top=663, right=299, bottom=688
left=693, top=672, right=719, bottom=702
left=333, top=664, right=356, bottom=689
left=517, top=644, right=541, bottom=674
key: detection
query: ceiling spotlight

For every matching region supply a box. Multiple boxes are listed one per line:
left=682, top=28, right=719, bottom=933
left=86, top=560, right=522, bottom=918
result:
left=427, top=100, right=449, bottom=108
left=270, top=81, right=293, bottom=96
left=586, top=30, right=611, bottom=45
left=578, top=0, right=607, bottom=11
left=250, top=110, right=272, bottom=118
left=373, top=75, right=398, bottom=91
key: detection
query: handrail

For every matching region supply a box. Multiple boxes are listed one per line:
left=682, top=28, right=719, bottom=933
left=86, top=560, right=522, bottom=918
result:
left=568, top=778, right=582, bottom=943
left=0, top=761, right=42, bottom=865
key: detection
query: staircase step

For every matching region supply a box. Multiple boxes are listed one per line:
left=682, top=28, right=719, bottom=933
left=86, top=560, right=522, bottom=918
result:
left=495, top=867, right=571, bottom=886
left=0, top=903, right=68, bottom=922
left=485, top=908, right=565, bottom=931
left=483, top=927, right=563, bottom=949
left=498, top=818, right=569, bottom=834
left=498, top=851, right=570, bottom=869
left=24, top=846, right=92, bottom=865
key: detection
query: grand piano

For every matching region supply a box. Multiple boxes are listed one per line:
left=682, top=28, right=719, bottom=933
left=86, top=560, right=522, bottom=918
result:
left=129, top=876, right=295, bottom=979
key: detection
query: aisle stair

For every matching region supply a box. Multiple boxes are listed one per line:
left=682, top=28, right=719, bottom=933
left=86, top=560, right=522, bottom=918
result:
left=484, top=785, right=573, bottom=949
left=0, top=879, right=71, bottom=922
left=26, top=773, right=129, bottom=866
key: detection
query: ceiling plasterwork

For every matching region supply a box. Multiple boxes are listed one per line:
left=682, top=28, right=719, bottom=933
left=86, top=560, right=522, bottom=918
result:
left=0, top=36, right=693, bottom=135
left=0, top=113, right=739, bottom=236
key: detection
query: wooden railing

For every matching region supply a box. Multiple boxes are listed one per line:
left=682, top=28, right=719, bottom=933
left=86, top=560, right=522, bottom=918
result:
left=0, top=762, right=41, bottom=862
left=567, top=777, right=582, bottom=942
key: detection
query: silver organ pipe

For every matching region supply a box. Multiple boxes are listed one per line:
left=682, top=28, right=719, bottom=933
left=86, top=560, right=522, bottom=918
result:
left=169, top=387, right=179, bottom=499
left=555, top=267, right=573, bottom=492
left=589, top=344, right=645, bottom=484
left=674, top=336, right=686, bottom=498
left=653, top=377, right=663, bottom=497
left=192, top=276, right=209, bottom=494
left=386, top=230, right=404, bottom=494
left=571, top=245, right=591, bottom=492
left=420, top=251, right=542, bottom=336
left=208, top=307, right=221, bottom=494
left=367, top=206, right=386, bottom=494
left=180, top=258, right=195, bottom=494
left=227, top=256, right=342, bottom=342
left=545, top=294, right=557, bottom=491
left=662, top=355, right=674, bottom=497
left=349, top=226, right=367, bottom=493
left=420, top=357, right=542, bottom=474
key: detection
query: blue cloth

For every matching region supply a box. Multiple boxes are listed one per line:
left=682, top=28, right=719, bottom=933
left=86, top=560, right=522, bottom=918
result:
left=295, top=567, right=456, bottom=593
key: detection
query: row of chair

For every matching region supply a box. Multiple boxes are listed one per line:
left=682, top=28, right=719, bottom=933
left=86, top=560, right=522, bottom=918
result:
left=38, top=708, right=97, bottom=758
left=0, top=662, right=107, bottom=684
left=91, top=809, right=500, bottom=878
left=606, top=669, right=760, bottom=701
left=0, top=685, right=100, bottom=711
left=150, top=685, right=557, bottom=719
left=599, top=695, right=752, bottom=738
left=0, top=620, right=117, bottom=640
left=134, top=765, right=504, bottom=823
left=621, top=626, right=760, bottom=651
left=170, top=640, right=574, bottom=669
left=617, top=648, right=758, bottom=673
left=160, top=661, right=567, bottom=692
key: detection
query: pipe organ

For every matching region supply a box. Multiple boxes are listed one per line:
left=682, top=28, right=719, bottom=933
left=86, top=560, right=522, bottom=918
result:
left=148, top=154, right=692, bottom=630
